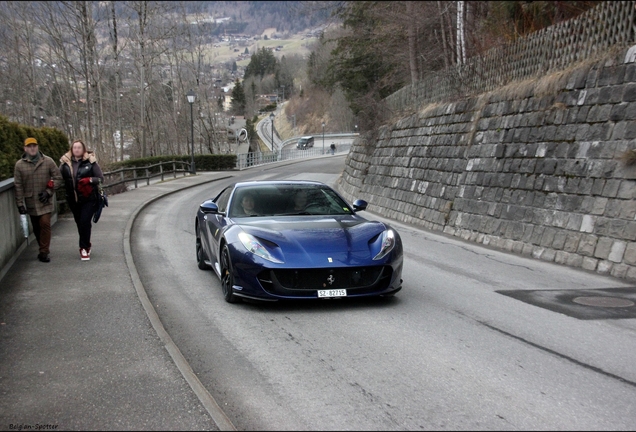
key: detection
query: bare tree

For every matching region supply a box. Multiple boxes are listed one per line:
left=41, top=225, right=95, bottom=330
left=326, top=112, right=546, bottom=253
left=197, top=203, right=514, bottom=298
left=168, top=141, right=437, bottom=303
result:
left=406, top=2, right=418, bottom=84
left=0, top=2, right=42, bottom=126
left=125, top=1, right=177, bottom=157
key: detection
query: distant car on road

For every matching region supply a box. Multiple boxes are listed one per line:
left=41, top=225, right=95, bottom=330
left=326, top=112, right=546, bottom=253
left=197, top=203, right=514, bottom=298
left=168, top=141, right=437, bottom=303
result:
left=296, top=136, right=314, bottom=149
left=195, top=181, right=404, bottom=303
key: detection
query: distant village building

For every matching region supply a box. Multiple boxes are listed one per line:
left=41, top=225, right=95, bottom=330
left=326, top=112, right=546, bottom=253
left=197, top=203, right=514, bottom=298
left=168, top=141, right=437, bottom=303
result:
left=254, top=94, right=278, bottom=111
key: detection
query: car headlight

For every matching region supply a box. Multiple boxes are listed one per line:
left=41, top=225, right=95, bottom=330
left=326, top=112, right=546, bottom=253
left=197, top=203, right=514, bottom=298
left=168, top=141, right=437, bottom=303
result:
left=238, top=232, right=283, bottom=263
left=373, top=229, right=395, bottom=260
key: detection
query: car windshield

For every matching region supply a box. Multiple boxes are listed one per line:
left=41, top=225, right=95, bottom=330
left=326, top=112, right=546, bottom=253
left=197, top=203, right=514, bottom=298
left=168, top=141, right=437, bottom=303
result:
left=229, top=184, right=353, bottom=217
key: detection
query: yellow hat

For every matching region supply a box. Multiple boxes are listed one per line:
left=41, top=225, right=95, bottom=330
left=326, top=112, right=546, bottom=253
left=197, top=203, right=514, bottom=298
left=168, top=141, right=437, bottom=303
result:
left=24, top=137, right=38, bottom=146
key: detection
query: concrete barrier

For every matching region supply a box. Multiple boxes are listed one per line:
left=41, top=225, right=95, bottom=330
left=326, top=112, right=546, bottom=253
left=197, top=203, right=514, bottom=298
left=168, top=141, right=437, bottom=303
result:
left=0, top=178, right=58, bottom=283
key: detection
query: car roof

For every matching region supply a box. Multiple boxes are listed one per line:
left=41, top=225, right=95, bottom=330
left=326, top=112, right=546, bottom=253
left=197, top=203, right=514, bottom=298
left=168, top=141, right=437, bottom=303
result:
left=234, top=180, right=328, bottom=189
left=299, top=136, right=313, bottom=139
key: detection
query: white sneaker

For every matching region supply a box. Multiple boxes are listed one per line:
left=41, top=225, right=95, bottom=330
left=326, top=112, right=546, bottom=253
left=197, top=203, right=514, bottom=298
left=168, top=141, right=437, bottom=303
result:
left=80, top=248, right=90, bottom=261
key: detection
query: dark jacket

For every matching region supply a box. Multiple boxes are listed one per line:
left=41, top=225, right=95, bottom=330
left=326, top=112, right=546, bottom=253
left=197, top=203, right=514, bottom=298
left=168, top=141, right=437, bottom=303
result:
left=14, top=151, right=63, bottom=216
left=59, top=151, right=104, bottom=205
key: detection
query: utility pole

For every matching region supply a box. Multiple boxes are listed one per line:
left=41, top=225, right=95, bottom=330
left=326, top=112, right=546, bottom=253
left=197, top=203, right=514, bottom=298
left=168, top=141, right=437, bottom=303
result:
left=141, top=60, right=146, bottom=157
left=322, top=122, right=325, bottom=154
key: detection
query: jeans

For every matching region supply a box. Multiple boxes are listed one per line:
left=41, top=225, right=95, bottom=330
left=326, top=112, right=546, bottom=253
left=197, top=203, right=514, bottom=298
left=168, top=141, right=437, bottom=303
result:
left=70, top=200, right=95, bottom=250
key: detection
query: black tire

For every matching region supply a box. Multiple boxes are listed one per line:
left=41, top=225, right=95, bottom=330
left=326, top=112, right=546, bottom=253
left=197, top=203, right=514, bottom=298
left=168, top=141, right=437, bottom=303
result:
left=220, top=244, right=239, bottom=303
left=196, top=223, right=211, bottom=270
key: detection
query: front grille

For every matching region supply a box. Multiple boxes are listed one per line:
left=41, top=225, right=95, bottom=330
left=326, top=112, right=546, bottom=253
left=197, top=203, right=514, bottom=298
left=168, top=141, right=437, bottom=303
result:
left=257, top=266, right=393, bottom=297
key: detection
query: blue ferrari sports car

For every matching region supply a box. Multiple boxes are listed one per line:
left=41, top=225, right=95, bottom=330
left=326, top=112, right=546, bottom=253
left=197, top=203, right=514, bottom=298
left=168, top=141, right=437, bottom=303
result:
left=195, top=181, right=403, bottom=303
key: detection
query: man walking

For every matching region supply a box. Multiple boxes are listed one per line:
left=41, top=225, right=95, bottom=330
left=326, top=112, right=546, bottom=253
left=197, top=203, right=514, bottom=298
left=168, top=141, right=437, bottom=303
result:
left=14, top=137, right=63, bottom=262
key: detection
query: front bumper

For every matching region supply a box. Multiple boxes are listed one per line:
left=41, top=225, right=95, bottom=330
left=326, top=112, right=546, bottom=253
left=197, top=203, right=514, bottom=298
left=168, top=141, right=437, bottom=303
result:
left=230, top=254, right=403, bottom=300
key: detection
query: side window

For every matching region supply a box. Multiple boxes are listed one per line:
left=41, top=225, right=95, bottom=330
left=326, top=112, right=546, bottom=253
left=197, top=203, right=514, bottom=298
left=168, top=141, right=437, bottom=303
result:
left=215, top=187, right=232, bottom=213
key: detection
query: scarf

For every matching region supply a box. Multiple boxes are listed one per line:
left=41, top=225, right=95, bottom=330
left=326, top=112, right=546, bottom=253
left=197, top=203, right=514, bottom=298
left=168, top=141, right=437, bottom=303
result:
left=27, top=152, right=41, bottom=164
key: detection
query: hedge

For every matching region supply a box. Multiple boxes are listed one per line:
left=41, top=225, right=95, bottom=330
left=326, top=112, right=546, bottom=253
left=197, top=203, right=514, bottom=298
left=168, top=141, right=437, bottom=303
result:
left=0, top=115, right=69, bottom=181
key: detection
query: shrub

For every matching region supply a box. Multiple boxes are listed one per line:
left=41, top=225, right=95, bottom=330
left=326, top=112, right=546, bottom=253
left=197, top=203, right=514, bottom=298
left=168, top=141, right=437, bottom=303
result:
left=0, top=115, right=69, bottom=181
left=262, top=103, right=277, bottom=112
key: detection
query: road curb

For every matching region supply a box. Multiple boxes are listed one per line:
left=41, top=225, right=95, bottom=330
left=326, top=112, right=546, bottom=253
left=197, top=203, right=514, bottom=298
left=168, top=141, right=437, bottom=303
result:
left=122, top=174, right=237, bottom=431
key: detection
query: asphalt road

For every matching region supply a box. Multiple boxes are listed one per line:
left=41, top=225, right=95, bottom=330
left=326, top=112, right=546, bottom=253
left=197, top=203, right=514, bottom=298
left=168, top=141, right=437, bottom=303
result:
left=132, top=155, right=636, bottom=430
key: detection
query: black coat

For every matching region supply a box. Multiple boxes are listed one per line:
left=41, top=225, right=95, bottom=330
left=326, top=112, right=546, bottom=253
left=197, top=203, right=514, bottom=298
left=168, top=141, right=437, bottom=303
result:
left=59, top=151, right=102, bottom=205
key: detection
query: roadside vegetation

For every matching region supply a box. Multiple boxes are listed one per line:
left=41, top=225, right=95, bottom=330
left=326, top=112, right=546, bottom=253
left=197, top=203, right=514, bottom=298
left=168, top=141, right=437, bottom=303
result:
left=276, top=1, right=600, bottom=137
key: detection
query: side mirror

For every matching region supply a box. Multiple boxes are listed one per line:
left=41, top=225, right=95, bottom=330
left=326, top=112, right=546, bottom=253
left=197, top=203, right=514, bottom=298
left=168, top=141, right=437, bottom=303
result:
left=352, top=199, right=368, bottom=212
left=199, top=201, right=219, bottom=214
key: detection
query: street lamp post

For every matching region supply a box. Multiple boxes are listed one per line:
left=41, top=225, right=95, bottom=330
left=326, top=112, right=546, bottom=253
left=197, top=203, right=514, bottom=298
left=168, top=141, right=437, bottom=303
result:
left=269, top=112, right=275, bottom=152
left=187, top=89, right=196, bottom=174
left=322, top=122, right=325, bottom=154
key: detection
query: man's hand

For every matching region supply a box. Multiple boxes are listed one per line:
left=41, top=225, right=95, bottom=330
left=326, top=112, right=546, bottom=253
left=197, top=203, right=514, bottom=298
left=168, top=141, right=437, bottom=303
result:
left=18, top=205, right=26, bottom=215
left=38, top=191, right=51, bottom=204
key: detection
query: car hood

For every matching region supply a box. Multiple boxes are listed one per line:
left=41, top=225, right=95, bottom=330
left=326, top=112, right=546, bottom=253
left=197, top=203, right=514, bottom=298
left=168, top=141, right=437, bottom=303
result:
left=237, top=216, right=388, bottom=266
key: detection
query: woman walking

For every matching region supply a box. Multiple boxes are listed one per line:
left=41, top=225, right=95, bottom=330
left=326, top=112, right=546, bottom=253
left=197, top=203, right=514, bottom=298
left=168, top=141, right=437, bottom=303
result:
left=60, top=140, right=104, bottom=261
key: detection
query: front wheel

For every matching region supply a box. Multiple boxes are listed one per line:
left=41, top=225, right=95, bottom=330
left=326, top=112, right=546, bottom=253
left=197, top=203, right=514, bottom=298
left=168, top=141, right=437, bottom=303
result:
left=220, top=245, right=239, bottom=303
left=196, top=223, right=211, bottom=270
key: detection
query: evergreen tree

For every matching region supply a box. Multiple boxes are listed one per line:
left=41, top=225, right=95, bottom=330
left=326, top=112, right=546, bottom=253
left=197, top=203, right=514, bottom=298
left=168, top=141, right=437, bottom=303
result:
left=230, top=79, right=246, bottom=115
left=275, top=55, right=294, bottom=98
left=325, top=2, right=402, bottom=113
left=245, top=116, right=258, bottom=152
left=251, top=81, right=257, bottom=101
left=244, top=47, right=277, bottom=79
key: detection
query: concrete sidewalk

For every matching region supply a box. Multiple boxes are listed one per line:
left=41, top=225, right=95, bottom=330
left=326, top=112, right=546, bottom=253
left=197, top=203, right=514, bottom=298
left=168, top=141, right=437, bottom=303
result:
left=0, top=172, right=236, bottom=431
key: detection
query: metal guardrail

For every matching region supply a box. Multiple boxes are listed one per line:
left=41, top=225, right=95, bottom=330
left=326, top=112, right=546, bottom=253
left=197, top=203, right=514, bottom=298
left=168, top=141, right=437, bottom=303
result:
left=54, top=160, right=193, bottom=206
left=102, top=160, right=192, bottom=191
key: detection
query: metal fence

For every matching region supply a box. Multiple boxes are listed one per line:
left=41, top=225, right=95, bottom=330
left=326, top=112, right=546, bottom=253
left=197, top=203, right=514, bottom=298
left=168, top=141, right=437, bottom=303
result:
left=102, top=160, right=192, bottom=191
left=385, top=1, right=636, bottom=113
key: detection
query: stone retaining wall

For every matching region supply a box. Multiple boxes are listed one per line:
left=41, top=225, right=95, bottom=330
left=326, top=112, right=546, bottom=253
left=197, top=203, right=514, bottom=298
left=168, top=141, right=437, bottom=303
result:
left=337, top=46, right=636, bottom=280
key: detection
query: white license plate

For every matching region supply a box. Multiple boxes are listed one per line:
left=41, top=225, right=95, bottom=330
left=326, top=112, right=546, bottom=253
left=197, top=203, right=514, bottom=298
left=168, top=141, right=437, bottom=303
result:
left=317, top=289, right=347, bottom=298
